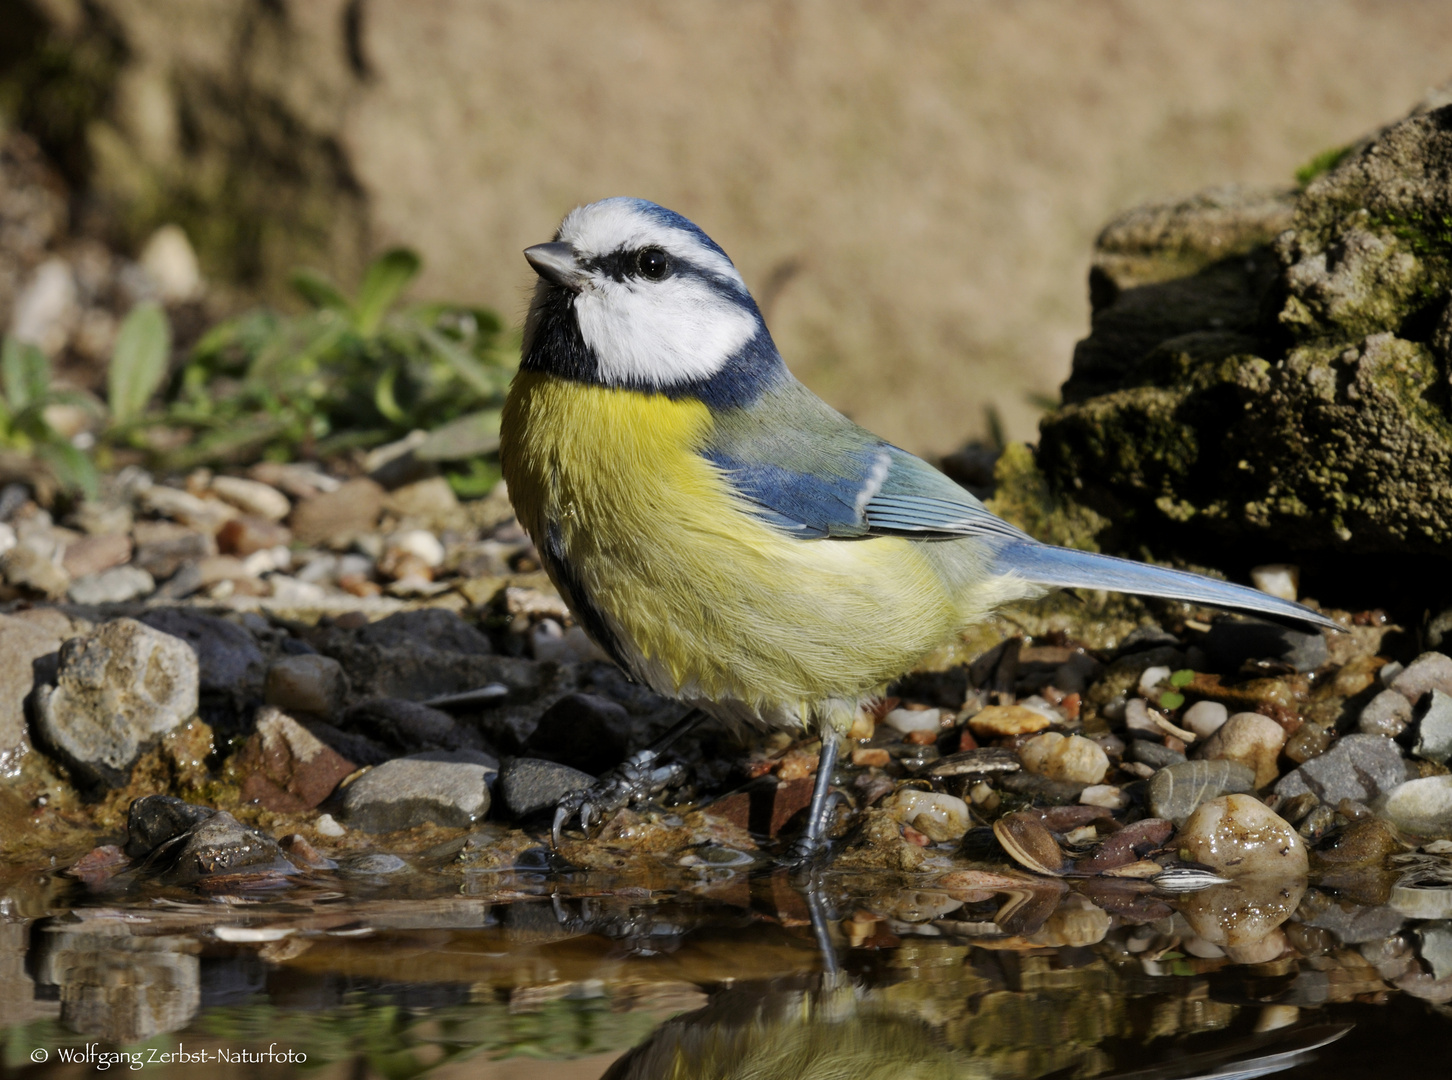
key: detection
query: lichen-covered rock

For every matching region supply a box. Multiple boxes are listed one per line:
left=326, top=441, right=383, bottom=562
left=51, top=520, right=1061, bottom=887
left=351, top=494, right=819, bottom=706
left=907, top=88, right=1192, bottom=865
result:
left=1026, top=95, right=1452, bottom=560
left=32, top=618, right=200, bottom=787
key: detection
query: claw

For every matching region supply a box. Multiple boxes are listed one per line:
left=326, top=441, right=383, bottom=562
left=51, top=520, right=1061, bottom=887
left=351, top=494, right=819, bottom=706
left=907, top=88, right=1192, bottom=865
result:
left=549, top=749, right=687, bottom=848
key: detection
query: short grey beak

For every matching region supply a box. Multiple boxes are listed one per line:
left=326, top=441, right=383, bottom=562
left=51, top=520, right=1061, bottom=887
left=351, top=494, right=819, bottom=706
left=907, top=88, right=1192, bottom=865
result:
left=524, top=242, right=585, bottom=291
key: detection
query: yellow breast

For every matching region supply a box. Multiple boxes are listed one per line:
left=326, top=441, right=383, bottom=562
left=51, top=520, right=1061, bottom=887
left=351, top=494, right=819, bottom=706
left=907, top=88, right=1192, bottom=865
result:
left=500, top=371, right=996, bottom=723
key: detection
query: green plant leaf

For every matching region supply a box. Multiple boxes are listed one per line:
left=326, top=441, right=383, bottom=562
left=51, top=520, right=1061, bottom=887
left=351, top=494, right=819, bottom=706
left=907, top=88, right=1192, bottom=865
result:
left=1159, top=691, right=1186, bottom=711
left=373, top=365, right=407, bottom=424
left=354, top=248, right=421, bottom=336
left=415, top=408, right=502, bottom=461
left=289, top=268, right=352, bottom=314
left=107, top=302, right=171, bottom=425
left=2, top=335, right=50, bottom=411
left=416, top=323, right=506, bottom=399
left=1170, top=669, right=1195, bottom=688
left=37, top=439, right=100, bottom=499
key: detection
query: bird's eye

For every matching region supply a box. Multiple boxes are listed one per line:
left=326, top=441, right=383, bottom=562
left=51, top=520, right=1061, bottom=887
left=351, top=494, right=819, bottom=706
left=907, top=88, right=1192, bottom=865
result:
left=635, top=247, right=672, bottom=281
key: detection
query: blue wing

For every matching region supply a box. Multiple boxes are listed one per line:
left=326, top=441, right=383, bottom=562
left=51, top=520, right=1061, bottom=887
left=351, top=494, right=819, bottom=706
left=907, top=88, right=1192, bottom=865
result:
left=702, top=380, right=1029, bottom=541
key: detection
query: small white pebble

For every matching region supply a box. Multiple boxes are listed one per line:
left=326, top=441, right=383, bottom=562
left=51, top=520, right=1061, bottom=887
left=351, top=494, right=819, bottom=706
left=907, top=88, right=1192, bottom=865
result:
left=0, top=523, right=15, bottom=558
left=315, top=813, right=345, bottom=837
left=387, top=528, right=445, bottom=568
left=1251, top=563, right=1299, bottom=602
left=1183, top=935, right=1226, bottom=959
left=1380, top=661, right=1405, bottom=688
left=1080, top=784, right=1130, bottom=810
left=1137, top=666, right=1172, bottom=696
left=884, top=707, right=942, bottom=734
left=1124, top=697, right=1161, bottom=736
left=1183, top=700, right=1230, bottom=740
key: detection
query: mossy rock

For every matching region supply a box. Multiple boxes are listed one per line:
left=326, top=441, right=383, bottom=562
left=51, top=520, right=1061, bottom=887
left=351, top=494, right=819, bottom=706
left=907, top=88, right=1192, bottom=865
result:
left=1035, top=94, right=1452, bottom=561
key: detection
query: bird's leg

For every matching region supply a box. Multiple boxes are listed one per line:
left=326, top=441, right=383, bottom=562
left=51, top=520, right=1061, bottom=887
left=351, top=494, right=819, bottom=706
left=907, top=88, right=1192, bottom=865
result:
left=552, top=708, right=707, bottom=847
left=784, top=729, right=843, bottom=868
left=801, top=874, right=843, bottom=986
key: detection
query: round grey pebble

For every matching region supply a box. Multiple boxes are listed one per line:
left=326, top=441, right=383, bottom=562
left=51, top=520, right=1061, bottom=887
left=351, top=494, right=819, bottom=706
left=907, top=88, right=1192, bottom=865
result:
left=1147, top=759, right=1256, bottom=826
left=498, top=758, right=595, bottom=819
left=1359, top=689, right=1413, bottom=737
left=340, top=754, right=492, bottom=832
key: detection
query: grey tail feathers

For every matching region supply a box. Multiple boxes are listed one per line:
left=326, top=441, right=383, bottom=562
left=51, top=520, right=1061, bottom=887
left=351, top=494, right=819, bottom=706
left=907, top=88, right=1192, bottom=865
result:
left=991, top=539, right=1341, bottom=632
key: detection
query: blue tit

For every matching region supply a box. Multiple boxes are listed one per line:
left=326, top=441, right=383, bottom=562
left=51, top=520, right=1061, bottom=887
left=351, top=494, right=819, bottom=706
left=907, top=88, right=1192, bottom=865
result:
left=500, top=197, right=1337, bottom=859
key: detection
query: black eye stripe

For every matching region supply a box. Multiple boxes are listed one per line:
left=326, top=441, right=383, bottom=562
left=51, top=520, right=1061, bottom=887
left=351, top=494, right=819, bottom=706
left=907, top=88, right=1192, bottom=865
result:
left=583, top=248, right=680, bottom=282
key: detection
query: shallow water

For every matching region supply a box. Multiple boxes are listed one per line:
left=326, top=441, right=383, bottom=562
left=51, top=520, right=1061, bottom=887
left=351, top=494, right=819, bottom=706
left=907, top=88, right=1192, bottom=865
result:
left=5, top=859, right=1452, bottom=1080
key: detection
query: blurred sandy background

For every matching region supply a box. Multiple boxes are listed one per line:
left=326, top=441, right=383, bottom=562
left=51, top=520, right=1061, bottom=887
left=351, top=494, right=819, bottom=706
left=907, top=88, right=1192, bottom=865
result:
left=6, top=0, right=1452, bottom=454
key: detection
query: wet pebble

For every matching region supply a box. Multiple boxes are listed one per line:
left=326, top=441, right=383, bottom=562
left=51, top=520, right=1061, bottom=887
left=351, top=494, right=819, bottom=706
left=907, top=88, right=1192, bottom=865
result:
left=265, top=654, right=348, bottom=717
left=1359, top=688, right=1414, bottom=738
left=125, top=794, right=216, bottom=858
left=1018, top=731, right=1108, bottom=784
left=33, top=618, right=200, bottom=788
left=1204, top=619, right=1328, bottom=674
left=1148, top=759, right=1256, bottom=826
left=142, top=810, right=297, bottom=885
left=1196, top=712, right=1287, bottom=789
left=1283, top=721, right=1333, bottom=764
left=497, top=757, right=594, bottom=818
left=884, top=789, right=970, bottom=841
left=1176, top=794, right=1308, bottom=878
left=341, top=852, right=407, bottom=875
left=1274, top=733, right=1410, bottom=805
left=883, top=706, right=942, bottom=735
left=340, top=753, right=493, bottom=832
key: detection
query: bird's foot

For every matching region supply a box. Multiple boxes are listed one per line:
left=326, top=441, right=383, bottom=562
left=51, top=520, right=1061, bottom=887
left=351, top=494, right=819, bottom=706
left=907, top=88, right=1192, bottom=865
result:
left=552, top=750, right=686, bottom=846
left=782, top=789, right=849, bottom=871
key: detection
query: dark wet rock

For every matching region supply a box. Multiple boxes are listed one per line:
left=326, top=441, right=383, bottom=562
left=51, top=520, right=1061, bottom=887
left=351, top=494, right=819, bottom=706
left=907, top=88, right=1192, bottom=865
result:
left=1359, top=688, right=1414, bottom=737
left=131, top=520, right=216, bottom=579
left=0, top=613, right=63, bottom=755
left=140, top=810, right=297, bottom=885
left=356, top=608, right=492, bottom=655
left=1311, top=818, right=1403, bottom=870
left=1147, top=759, right=1255, bottom=826
left=340, top=753, right=492, bottom=832
left=926, top=746, right=1021, bottom=778
left=288, top=477, right=385, bottom=547
left=997, top=771, right=1086, bottom=805
left=1274, top=733, right=1411, bottom=804
left=1203, top=619, right=1329, bottom=675
left=1414, top=690, right=1452, bottom=765
left=233, top=707, right=357, bottom=812
left=1391, top=652, right=1452, bottom=705
left=1129, top=739, right=1186, bottom=769
left=32, top=618, right=200, bottom=787
left=496, top=757, right=593, bottom=819
left=1115, top=626, right=1183, bottom=655
left=138, top=609, right=266, bottom=698
left=264, top=654, right=347, bottom=717
left=297, top=719, right=392, bottom=767
left=340, top=697, right=491, bottom=757
left=125, top=795, right=216, bottom=858
left=525, top=692, right=630, bottom=772
left=1077, top=818, right=1174, bottom=873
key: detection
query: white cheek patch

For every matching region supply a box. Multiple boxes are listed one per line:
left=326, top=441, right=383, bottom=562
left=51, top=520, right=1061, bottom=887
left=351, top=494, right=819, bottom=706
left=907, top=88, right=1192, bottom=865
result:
left=574, top=276, right=759, bottom=387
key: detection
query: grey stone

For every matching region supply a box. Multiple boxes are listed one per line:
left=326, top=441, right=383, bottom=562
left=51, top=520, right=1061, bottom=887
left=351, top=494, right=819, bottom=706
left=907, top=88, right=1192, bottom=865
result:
left=138, top=609, right=266, bottom=696
left=32, top=618, right=200, bottom=787
left=1128, top=739, right=1186, bottom=769
left=525, top=692, right=631, bottom=772
left=140, top=810, right=297, bottom=885
left=1415, top=690, right=1452, bottom=765
left=1302, top=900, right=1407, bottom=945
left=1359, top=688, right=1414, bottom=738
left=497, top=757, right=594, bottom=819
left=125, top=795, right=216, bottom=858
left=1147, top=759, right=1255, bottom=826
left=340, top=753, right=492, bottom=832
left=67, top=565, right=155, bottom=605
left=1274, top=733, right=1410, bottom=805
left=0, top=613, right=63, bottom=755
left=265, top=654, right=347, bottom=716
left=1392, top=652, right=1452, bottom=705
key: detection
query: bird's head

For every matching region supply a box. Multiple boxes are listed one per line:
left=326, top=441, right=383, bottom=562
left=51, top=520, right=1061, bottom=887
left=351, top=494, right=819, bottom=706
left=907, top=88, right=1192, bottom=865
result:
left=521, top=198, right=785, bottom=406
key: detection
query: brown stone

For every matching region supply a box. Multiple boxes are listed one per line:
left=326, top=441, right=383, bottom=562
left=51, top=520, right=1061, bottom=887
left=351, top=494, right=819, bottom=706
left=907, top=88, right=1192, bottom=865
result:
left=217, top=515, right=293, bottom=556
left=235, top=707, right=356, bottom=812
left=852, top=747, right=891, bottom=767
left=132, top=520, right=216, bottom=578
left=968, top=704, right=1051, bottom=738
left=61, top=532, right=132, bottom=578
left=289, top=478, right=385, bottom=547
